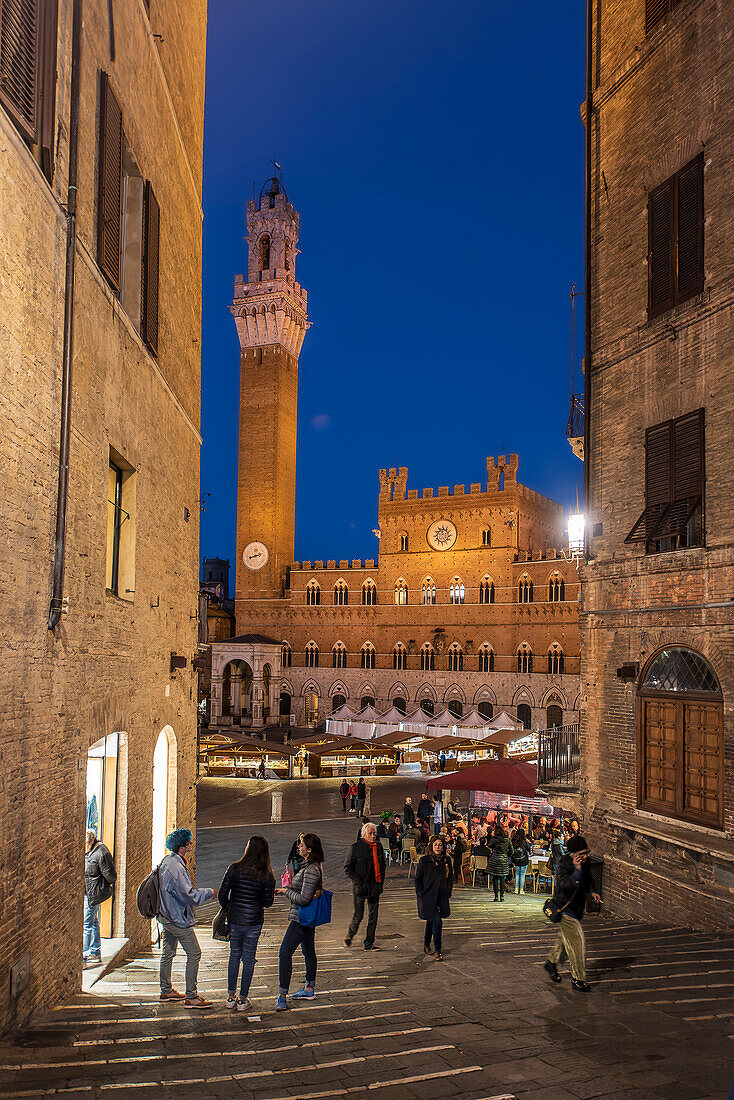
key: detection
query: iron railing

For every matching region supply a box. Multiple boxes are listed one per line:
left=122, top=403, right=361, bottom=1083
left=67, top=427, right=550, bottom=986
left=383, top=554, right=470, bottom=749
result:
left=537, top=722, right=580, bottom=786
left=566, top=393, right=584, bottom=441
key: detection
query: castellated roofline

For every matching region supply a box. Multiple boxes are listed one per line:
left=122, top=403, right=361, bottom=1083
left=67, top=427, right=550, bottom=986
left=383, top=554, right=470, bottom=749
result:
left=377, top=456, right=563, bottom=514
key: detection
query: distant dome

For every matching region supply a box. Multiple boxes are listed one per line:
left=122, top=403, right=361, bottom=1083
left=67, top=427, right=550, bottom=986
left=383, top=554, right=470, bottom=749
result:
left=259, top=176, right=288, bottom=205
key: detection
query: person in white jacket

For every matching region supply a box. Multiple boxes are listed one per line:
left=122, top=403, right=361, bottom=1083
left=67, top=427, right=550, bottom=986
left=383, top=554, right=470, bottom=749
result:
left=433, top=797, right=444, bottom=836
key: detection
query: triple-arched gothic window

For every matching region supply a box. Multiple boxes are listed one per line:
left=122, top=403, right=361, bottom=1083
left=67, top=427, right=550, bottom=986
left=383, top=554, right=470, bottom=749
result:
left=334, top=580, right=349, bottom=605
left=421, top=643, right=435, bottom=671
left=394, top=580, right=408, bottom=605
left=517, top=643, right=533, bottom=674
left=548, top=644, right=565, bottom=675
left=548, top=572, right=565, bottom=602
left=479, top=576, right=495, bottom=604
left=393, top=643, right=406, bottom=670
left=281, top=642, right=292, bottom=668
left=361, top=642, right=376, bottom=670
left=362, top=580, right=377, bottom=605
left=421, top=579, right=437, bottom=605
left=306, top=580, right=320, bottom=606
left=332, top=641, right=347, bottom=669
left=305, top=641, right=319, bottom=668
left=448, top=643, right=464, bottom=672
left=518, top=575, right=533, bottom=603
left=450, top=579, right=465, bottom=605
left=478, top=644, right=495, bottom=673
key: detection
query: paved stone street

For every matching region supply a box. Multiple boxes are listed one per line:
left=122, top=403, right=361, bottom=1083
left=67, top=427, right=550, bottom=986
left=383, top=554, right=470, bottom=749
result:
left=2, top=784, right=734, bottom=1099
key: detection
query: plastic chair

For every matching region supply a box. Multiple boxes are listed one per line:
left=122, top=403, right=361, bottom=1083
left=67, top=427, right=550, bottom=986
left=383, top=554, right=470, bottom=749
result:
left=401, top=837, right=413, bottom=865
left=380, top=837, right=391, bottom=862
left=472, top=854, right=488, bottom=887
left=407, top=846, right=419, bottom=878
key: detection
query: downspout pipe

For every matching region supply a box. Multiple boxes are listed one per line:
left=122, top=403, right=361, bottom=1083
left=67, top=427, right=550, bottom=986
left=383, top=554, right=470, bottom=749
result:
left=48, top=0, right=83, bottom=630
left=583, top=0, right=593, bottom=559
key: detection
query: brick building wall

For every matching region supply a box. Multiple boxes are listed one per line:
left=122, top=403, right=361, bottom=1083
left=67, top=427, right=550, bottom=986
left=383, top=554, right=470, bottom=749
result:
left=0, top=0, right=207, bottom=1032
left=573, top=0, right=734, bottom=929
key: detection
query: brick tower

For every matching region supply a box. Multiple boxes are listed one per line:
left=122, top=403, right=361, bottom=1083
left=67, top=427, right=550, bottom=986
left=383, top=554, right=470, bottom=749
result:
left=232, top=177, right=309, bottom=622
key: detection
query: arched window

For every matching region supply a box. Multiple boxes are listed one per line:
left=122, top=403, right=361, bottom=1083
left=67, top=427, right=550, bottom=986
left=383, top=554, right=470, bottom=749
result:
left=446, top=699, right=462, bottom=719
left=400, top=533, right=409, bottom=551
left=361, top=695, right=375, bottom=710
left=279, top=692, right=292, bottom=716
left=639, top=647, right=723, bottom=827
left=478, top=644, right=495, bottom=673
left=482, top=527, right=491, bottom=547
left=334, top=579, right=349, bottom=606
left=331, top=693, right=346, bottom=712
left=393, top=643, right=406, bottom=670
left=305, top=641, right=319, bottom=668
left=361, top=642, right=376, bottom=670
left=548, top=572, right=565, bottom=602
left=547, top=703, right=563, bottom=728
left=332, top=641, right=347, bottom=669
left=362, top=580, right=377, bottom=605
left=448, top=643, right=464, bottom=672
left=281, top=642, right=292, bottom=668
left=517, top=703, right=532, bottom=729
left=478, top=700, right=494, bottom=721
left=259, top=234, right=270, bottom=271
left=392, top=696, right=407, bottom=715
left=306, top=580, right=320, bottom=606
left=421, top=644, right=435, bottom=671
left=479, top=576, right=495, bottom=604
left=548, top=644, right=564, bottom=675
left=420, top=697, right=435, bottom=717
left=284, top=238, right=291, bottom=271
left=517, top=644, right=533, bottom=674
left=518, top=574, right=533, bottom=603
left=421, top=578, right=436, bottom=605
left=394, top=580, right=408, bottom=605
left=450, top=579, right=465, bottom=605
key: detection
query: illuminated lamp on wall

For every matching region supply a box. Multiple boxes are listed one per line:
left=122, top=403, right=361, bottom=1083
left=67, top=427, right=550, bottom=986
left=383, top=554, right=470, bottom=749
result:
left=567, top=513, right=585, bottom=557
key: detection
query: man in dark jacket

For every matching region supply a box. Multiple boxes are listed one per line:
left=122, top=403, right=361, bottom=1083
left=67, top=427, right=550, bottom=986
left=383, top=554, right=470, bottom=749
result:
left=403, top=797, right=416, bottom=827
left=83, top=830, right=117, bottom=967
left=344, top=822, right=386, bottom=950
left=416, top=793, right=433, bottom=826
left=356, top=777, right=367, bottom=817
left=544, top=834, right=601, bottom=992
left=339, top=778, right=350, bottom=812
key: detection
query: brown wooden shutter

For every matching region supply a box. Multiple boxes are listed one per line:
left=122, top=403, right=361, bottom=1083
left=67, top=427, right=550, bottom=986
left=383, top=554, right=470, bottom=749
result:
left=645, top=421, right=672, bottom=509
left=38, top=0, right=56, bottom=179
left=0, top=0, right=41, bottom=142
left=97, top=71, right=122, bottom=293
left=676, top=155, right=703, bottom=302
left=141, top=181, right=160, bottom=356
left=673, top=408, right=703, bottom=500
left=649, top=180, right=673, bottom=318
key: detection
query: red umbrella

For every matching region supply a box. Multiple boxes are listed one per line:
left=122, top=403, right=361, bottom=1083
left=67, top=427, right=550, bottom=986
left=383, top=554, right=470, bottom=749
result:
left=426, top=758, right=538, bottom=798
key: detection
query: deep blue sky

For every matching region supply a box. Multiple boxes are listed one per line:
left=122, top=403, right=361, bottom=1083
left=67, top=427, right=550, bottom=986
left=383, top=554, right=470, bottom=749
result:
left=200, top=0, right=586, bottom=571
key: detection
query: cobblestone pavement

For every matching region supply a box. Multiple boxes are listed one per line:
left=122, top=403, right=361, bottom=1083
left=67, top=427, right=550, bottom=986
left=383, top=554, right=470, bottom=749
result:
left=2, top=801, right=734, bottom=1098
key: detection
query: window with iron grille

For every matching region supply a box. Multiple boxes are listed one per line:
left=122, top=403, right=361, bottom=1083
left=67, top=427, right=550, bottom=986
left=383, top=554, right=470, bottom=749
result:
left=625, top=408, right=704, bottom=553
left=648, top=155, right=703, bottom=319
left=639, top=647, right=723, bottom=828
left=0, top=0, right=57, bottom=180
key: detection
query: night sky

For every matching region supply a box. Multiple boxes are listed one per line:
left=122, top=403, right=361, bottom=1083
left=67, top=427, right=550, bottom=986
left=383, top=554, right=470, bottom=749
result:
left=200, top=0, right=586, bottom=573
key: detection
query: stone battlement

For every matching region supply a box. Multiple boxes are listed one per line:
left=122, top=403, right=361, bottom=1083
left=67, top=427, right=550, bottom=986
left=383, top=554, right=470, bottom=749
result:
left=378, top=456, right=562, bottom=514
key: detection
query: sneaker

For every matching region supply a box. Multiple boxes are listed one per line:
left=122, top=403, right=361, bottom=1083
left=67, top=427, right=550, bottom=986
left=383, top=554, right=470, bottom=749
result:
left=83, top=956, right=102, bottom=969
left=364, top=943, right=380, bottom=951
left=344, top=936, right=352, bottom=947
left=434, top=951, right=443, bottom=961
left=571, top=978, right=592, bottom=992
left=423, top=945, right=433, bottom=955
left=275, top=995, right=288, bottom=1011
left=159, top=989, right=186, bottom=1002
left=184, top=996, right=213, bottom=1010
left=544, top=961, right=562, bottom=984
left=292, top=986, right=315, bottom=999
left=226, top=994, right=238, bottom=1010
left=236, top=997, right=253, bottom=1012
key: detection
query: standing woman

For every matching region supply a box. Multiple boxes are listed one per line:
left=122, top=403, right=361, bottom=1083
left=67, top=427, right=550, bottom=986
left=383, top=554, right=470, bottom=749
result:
left=218, top=836, right=275, bottom=1011
left=488, top=823, right=512, bottom=902
left=274, top=832, right=325, bottom=1010
left=510, top=827, right=532, bottom=895
left=414, top=834, right=453, bottom=960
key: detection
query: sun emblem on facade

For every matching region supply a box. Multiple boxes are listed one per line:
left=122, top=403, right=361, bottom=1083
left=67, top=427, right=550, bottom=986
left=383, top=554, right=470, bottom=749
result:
left=426, top=519, right=458, bottom=551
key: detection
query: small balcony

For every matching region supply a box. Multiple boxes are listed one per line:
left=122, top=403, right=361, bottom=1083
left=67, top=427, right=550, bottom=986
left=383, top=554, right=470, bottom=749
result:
left=537, top=722, right=580, bottom=789
left=566, top=394, right=584, bottom=461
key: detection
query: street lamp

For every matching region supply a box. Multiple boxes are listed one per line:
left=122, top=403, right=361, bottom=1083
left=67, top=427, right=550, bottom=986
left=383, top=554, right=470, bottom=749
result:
left=568, top=513, right=585, bottom=557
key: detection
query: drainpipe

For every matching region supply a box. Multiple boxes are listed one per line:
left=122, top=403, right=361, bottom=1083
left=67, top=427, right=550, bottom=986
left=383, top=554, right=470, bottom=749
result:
left=48, top=0, right=83, bottom=630
left=583, top=0, right=593, bottom=559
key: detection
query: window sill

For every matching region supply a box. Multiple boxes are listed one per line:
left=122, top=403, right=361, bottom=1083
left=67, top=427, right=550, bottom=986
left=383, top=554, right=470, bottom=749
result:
left=106, top=589, right=135, bottom=605
left=603, top=807, right=733, bottom=862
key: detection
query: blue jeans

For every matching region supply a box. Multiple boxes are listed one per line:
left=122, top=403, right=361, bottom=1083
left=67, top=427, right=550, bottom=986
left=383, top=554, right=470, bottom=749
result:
left=228, top=923, right=263, bottom=998
left=515, top=864, right=528, bottom=892
left=424, top=907, right=443, bottom=953
left=83, top=897, right=101, bottom=958
left=278, top=920, right=317, bottom=994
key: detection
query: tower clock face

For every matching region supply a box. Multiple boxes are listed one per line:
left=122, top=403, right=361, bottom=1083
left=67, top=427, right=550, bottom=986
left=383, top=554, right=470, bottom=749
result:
left=426, top=520, right=458, bottom=551
left=243, top=541, right=269, bottom=570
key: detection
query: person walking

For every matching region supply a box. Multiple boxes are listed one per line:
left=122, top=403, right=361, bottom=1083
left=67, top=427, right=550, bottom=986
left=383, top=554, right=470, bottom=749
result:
left=487, top=823, right=512, bottom=902
left=356, top=777, right=367, bottom=817
left=439, top=752, right=447, bottom=773
left=274, top=832, right=325, bottom=1010
left=432, top=796, right=444, bottom=836
left=403, top=796, right=416, bottom=828
left=511, top=827, right=532, bottom=894
left=416, top=793, right=433, bottom=828
left=158, top=828, right=215, bottom=1009
left=83, top=830, right=117, bottom=968
left=344, top=822, right=386, bottom=950
left=544, top=834, right=601, bottom=992
left=414, top=835, right=453, bottom=961
left=217, top=836, right=275, bottom=1011
left=339, top=778, right=350, bottom=813
left=550, top=827, right=566, bottom=874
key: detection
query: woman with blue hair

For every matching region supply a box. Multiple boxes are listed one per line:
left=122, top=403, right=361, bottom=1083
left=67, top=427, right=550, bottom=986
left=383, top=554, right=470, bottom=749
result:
left=158, top=828, right=215, bottom=1009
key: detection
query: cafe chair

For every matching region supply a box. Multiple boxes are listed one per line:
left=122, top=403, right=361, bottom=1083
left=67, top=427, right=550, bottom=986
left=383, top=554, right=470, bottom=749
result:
left=471, top=854, right=488, bottom=888
left=407, top=846, right=419, bottom=878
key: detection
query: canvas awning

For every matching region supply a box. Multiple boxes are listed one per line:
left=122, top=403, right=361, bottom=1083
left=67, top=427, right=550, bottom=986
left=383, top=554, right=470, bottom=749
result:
left=211, top=738, right=299, bottom=757
left=427, top=758, right=538, bottom=797
left=417, top=734, right=490, bottom=753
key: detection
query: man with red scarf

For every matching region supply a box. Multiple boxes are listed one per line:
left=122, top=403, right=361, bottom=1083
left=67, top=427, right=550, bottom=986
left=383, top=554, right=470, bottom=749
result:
left=343, top=821, right=386, bottom=951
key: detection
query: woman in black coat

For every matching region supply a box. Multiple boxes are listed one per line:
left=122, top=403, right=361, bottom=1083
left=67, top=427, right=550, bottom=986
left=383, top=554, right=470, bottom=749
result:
left=218, top=836, right=275, bottom=1009
left=414, top=834, right=453, bottom=960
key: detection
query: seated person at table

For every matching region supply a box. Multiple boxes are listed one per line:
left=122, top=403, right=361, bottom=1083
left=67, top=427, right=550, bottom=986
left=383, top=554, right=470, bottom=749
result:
left=472, top=834, right=491, bottom=858
left=403, top=824, right=421, bottom=845
left=376, top=820, right=389, bottom=839
left=388, top=817, right=404, bottom=852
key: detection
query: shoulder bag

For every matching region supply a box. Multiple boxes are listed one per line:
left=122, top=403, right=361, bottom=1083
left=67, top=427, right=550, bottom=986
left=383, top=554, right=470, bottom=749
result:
left=542, top=886, right=579, bottom=924
left=298, top=867, right=333, bottom=928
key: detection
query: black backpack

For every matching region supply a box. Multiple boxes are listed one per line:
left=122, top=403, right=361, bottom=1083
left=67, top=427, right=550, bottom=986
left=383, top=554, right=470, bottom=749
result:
left=136, top=865, right=162, bottom=918
left=512, top=846, right=528, bottom=865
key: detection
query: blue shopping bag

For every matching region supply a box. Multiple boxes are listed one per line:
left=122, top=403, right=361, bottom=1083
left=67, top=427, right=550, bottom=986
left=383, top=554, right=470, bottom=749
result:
left=298, top=888, right=333, bottom=928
